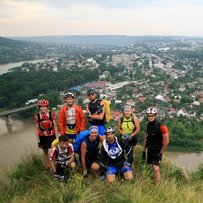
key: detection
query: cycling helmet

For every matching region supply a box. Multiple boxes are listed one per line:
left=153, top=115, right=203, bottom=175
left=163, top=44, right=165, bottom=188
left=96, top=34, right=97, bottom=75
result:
left=87, top=88, right=96, bottom=95
left=146, top=107, right=157, bottom=115
left=38, top=99, right=49, bottom=107
left=64, top=92, right=74, bottom=99
left=105, top=126, right=115, bottom=134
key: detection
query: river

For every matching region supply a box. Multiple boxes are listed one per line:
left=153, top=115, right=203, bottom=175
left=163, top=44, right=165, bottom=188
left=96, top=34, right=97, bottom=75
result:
left=166, top=151, right=203, bottom=172
left=0, top=59, right=53, bottom=75
left=0, top=118, right=39, bottom=174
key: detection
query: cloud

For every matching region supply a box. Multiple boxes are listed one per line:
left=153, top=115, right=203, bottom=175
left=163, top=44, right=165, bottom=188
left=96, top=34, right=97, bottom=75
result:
left=0, top=0, right=203, bottom=36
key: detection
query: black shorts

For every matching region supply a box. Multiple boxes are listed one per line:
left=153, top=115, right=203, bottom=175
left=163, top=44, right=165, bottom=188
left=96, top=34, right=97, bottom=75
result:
left=147, top=148, right=161, bottom=166
left=128, top=136, right=137, bottom=146
left=86, top=159, right=98, bottom=169
left=79, top=156, right=98, bottom=169
left=39, top=135, right=56, bottom=149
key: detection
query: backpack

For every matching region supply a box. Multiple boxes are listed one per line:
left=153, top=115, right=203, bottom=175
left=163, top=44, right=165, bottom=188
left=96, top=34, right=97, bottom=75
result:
left=102, top=99, right=111, bottom=123
left=73, top=130, right=90, bottom=153
left=98, top=99, right=111, bottom=123
left=37, top=111, right=53, bottom=131
left=88, top=99, right=111, bottom=123
left=120, top=114, right=135, bottom=126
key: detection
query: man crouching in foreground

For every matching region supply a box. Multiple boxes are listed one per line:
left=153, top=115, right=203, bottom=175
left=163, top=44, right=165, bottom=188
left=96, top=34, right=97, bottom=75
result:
left=100, top=126, right=133, bottom=183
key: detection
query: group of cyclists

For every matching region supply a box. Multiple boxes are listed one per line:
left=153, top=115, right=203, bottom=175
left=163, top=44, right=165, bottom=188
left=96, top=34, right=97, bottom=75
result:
left=34, top=88, right=169, bottom=184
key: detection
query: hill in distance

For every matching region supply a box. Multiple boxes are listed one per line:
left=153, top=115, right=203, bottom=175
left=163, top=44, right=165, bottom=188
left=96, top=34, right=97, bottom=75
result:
left=10, top=35, right=180, bottom=45
left=0, top=36, right=31, bottom=47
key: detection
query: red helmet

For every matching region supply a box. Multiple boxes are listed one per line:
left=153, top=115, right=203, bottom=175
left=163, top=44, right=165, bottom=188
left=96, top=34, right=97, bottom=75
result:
left=38, top=99, right=49, bottom=107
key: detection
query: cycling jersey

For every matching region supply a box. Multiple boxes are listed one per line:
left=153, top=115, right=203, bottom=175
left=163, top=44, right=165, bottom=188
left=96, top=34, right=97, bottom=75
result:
left=50, top=143, right=74, bottom=163
left=88, top=100, right=106, bottom=125
left=58, top=104, right=86, bottom=136
left=146, top=120, right=169, bottom=150
left=34, top=111, right=56, bottom=136
left=100, top=137, right=133, bottom=175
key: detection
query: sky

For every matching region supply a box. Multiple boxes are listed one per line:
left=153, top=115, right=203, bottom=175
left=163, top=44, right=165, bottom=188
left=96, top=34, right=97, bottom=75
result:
left=0, top=0, right=203, bottom=37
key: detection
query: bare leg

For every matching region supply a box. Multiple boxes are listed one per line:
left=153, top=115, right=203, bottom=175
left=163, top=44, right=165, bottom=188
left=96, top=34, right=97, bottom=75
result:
left=91, top=162, right=100, bottom=175
left=153, top=164, right=161, bottom=185
left=42, top=149, right=49, bottom=168
left=123, top=171, right=133, bottom=181
left=68, top=161, right=76, bottom=170
left=106, top=174, right=116, bottom=183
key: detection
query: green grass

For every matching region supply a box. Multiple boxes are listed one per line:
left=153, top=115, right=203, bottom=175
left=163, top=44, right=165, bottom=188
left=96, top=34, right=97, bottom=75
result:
left=0, top=147, right=203, bottom=203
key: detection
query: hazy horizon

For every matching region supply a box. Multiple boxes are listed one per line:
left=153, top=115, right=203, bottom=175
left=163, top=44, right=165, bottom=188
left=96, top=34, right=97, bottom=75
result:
left=1, top=0, right=203, bottom=37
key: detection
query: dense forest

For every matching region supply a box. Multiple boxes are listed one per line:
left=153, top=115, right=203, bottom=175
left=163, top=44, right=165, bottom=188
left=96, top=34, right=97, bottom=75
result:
left=0, top=68, right=99, bottom=110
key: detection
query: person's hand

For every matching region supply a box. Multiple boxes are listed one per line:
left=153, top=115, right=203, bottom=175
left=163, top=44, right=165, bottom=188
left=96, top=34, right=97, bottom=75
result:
left=38, top=142, right=42, bottom=148
left=85, top=104, right=90, bottom=113
left=99, top=175, right=105, bottom=181
left=124, top=161, right=131, bottom=168
left=61, top=162, right=67, bottom=168
left=123, top=134, right=130, bottom=139
left=157, top=153, right=162, bottom=162
left=142, top=151, right=146, bottom=160
left=53, top=171, right=58, bottom=178
left=83, top=171, right=88, bottom=178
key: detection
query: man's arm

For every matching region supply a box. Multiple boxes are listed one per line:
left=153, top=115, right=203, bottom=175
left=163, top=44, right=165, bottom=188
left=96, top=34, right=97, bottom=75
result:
left=77, top=106, right=86, bottom=132
left=122, top=139, right=133, bottom=164
left=117, top=118, right=125, bottom=136
left=58, top=106, right=65, bottom=135
left=34, top=115, right=40, bottom=145
left=52, top=112, right=58, bottom=138
left=100, top=146, right=108, bottom=175
left=160, top=125, right=170, bottom=154
left=130, top=115, right=140, bottom=138
left=50, top=147, right=57, bottom=173
left=80, top=142, right=87, bottom=173
left=89, top=101, right=106, bottom=120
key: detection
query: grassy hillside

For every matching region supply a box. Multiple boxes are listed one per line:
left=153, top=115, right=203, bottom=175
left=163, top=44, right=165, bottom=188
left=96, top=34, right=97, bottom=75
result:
left=0, top=147, right=203, bottom=203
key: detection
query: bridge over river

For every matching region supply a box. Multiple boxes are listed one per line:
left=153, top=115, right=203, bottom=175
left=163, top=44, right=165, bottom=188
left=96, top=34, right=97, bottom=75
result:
left=0, top=104, right=37, bottom=133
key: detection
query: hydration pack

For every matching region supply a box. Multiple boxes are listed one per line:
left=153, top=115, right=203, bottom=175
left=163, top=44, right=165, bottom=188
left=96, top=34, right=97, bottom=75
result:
left=37, top=111, right=53, bottom=131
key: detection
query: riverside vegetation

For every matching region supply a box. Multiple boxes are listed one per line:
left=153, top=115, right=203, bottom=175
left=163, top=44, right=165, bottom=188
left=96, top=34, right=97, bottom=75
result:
left=0, top=146, right=203, bottom=203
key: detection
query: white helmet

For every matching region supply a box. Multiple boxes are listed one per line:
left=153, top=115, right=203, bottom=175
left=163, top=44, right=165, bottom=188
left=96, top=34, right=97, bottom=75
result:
left=105, top=126, right=115, bottom=134
left=146, top=107, right=157, bottom=115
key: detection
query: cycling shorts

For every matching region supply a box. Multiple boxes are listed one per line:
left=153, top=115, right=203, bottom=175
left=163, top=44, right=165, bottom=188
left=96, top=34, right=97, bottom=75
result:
left=39, top=135, right=56, bottom=149
left=90, top=124, right=105, bottom=136
left=147, top=148, right=161, bottom=166
left=66, top=134, right=77, bottom=139
left=106, top=164, right=132, bottom=175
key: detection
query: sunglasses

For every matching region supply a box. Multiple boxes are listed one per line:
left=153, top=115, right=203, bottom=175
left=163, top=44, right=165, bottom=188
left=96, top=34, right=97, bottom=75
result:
left=147, top=115, right=155, bottom=118
left=88, top=94, right=95, bottom=96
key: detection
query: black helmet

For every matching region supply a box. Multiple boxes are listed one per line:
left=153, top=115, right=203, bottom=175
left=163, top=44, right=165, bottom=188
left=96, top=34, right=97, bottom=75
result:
left=105, top=126, right=115, bottom=134
left=87, top=88, right=96, bottom=95
left=146, top=107, right=157, bottom=115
